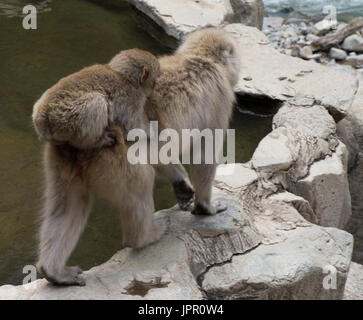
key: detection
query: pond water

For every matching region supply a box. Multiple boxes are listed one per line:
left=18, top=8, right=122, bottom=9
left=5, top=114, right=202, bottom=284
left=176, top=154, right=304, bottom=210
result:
left=0, top=0, right=274, bottom=286
left=264, top=0, right=363, bottom=21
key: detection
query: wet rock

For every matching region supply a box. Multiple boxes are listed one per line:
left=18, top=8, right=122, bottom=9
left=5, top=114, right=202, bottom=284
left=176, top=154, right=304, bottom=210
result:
left=329, top=48, right=347, bottom=61
left=342, top=34, right=363, bottom=53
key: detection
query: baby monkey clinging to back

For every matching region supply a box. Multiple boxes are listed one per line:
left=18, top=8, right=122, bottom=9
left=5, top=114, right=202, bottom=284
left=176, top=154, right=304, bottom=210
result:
left=33, top=48, right=159, bottom=149
left=32, top=49, right=162, bottom=286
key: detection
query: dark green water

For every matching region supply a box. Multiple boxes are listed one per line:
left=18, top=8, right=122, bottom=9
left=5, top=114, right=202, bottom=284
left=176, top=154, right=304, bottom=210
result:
left=0, top=0, right=273, bottom=286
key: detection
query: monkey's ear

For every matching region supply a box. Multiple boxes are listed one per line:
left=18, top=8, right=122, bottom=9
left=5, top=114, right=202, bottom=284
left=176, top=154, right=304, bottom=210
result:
left=139, top=66, right=149, bottom=86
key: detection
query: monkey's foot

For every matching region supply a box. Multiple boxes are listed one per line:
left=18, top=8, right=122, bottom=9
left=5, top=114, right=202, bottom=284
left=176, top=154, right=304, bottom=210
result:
left=191, top=201, right=227, bottom=216
left=40, top=266, right=86, bottom=287
left=64, top=265, right=83, bottom=275
left=173, top=179, right=195, bottom=211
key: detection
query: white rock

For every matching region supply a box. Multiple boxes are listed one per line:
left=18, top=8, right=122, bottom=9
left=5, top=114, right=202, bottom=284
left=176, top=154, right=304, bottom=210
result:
left=329, top=47, right=347, bottom=60
left=285, top=48, right=292, bottom=56
left=296, top=142, right=351, bottom=229
left=308, top=53, right=322, bottom=60
left=306, top=33, right=320, bottom=42
left=125, top=0, right=264, bottom=40
left=342, top=34, right=363, bottom=52
left=273, top=101, right=337, bottom=140
left=312, top=19, right=337, bottom=36
left=346, top=54, right=363, bottom=67
left=343, top=262, right=363, bottom=300
left=269, top=192, right=316, bottom=224
left=271, top=101, right=352, bottom=229
left=284, top=38, right=291, bottom=48
left=215, top=163, right=258, bottom=189
left=251, top=127, right=294, bottom=172
left=225, top=24, right=358, bottom=118
left=202, top=226, right=353, bottom=299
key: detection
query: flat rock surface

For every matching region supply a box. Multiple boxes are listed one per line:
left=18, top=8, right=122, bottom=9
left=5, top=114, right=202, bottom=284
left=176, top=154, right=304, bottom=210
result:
left=225, top=23, right=358, bottom=118
left=202, top=226, right=353, bottom=300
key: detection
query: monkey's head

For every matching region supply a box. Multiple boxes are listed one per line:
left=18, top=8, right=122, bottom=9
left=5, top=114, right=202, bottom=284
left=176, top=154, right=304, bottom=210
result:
left=178, top=28, right=240, bottom=87
left=108, top=49, right=160, bottom=96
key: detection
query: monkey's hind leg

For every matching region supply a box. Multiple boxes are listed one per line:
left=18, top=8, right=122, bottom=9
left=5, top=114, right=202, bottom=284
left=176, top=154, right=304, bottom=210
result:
left=38, top=149, right=91, bottom=286
left=155, top=164, right=195, bottom=211
left=120, top=168, right=166, bottom=249
left=189, top=163, right=227, bottom=216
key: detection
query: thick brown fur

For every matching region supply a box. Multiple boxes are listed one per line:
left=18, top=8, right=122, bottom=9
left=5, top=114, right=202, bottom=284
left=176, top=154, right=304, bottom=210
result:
left=32, top=50, right=162, bottom=286
left=146, top=28, right=240, bottom=215
left=38, top=126, right=164, bottom=286
left=32, top=49, right=160, bottom=149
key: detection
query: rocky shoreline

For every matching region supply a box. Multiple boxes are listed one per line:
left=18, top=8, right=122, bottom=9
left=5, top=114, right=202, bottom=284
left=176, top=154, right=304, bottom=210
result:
left=263, top=16, right=363, bottom=70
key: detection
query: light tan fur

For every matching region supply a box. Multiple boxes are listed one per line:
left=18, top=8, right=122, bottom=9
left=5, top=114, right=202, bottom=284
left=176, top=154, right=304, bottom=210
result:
left=33, top=50, right=162, bottom=286
left=38, top=126, right=164, bottom=286
left=146, top=28, right=240, bottom=215
left=32, top=48, right=160, bottom=149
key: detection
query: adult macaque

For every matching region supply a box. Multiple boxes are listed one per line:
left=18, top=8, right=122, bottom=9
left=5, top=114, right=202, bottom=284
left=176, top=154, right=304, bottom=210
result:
left=32, top=49, right=164, bottom=286
left=146, top=28, right=240, bottom=215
